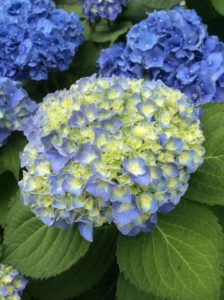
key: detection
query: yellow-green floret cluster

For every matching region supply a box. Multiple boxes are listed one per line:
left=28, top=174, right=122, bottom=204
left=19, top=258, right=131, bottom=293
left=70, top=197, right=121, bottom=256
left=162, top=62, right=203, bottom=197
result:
left=19, top=76, right=205, bottom=241
left=0, top=263, right=27, bottom=299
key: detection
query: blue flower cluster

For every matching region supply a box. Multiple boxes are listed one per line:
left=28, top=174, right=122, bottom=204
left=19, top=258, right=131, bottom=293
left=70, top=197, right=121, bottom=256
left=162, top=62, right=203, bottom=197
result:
left=0, top=0, right=84, bottom=81
left=81, top=0, right=128, bottom=22
left=0, top=77, right=37, bottom=146
left=0, top=263, right=28, bottom=299
left=98, top=6, right=224, bottom=105
left=19, top=76, right=204, bottom=242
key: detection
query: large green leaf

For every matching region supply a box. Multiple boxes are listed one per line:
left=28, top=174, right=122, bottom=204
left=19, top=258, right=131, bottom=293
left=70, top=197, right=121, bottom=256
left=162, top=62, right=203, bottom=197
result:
left=27, top=226, right=117, bottom=300
left=72, top=264, right=118, bottom=300
left=117, top=201, right=224, bottom=300
left=0, top=172, right=18, bottom=225
left=0, top=133, right=26, bottom=179
left=122, top=0, right=180, bottom=22
left=117, top=274, right=160, bottom=300
left=186, top=103, right=224, bottom=205
left=3, top=195, right=89, bottom=279
left=210, top=0, right=224, bottom=15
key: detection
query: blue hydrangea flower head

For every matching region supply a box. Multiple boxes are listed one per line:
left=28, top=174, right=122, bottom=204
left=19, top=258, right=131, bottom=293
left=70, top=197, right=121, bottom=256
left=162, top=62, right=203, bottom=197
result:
left=0, top=263, right=27, bottom=299
left=98, top=6, right=224, bottom=105
left=19, top=76, right=205, bottom=241
left=81, top=0, right=128, bottom=22
left=0, top=77, right=37, bottom=146
left=0, top=0, right=84, bottom=81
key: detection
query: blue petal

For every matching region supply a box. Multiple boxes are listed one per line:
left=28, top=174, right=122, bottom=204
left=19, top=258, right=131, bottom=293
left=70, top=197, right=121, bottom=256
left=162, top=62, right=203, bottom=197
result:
left=63, top=174, right=84, bottom=196
left=78, top=222, right=93, bottom=242
left=75, top=142, right=98, bottom=166
left=68, top=110, right=86, bottom=128
left=112, top=201, right=141, bottom=226
left=111, top=187, right=132, bottom=203
left=46, top=147, right=69, bottom=173
left=86, top=177, right=116, bottom=200
left=100, top=116, right=123, bottom=134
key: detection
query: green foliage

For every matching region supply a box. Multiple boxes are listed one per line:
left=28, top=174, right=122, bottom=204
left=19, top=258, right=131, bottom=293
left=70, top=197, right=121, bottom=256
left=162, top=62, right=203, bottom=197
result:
left=91, top=21, right=132, bottom=44
left=117, top=274, right=160, bottom=300
left=71, top=264, right=118, bottom=300
left=210, top=0, right=224, bottom=15
left=3, top=195, right=89, bottom=279
left=117, top=201, right=224, bottom=300
left=186, top=103, right=224, bottom=205
left=0, top=133, right=26, bottom=179
left=122, top=0, right=181, bottom=22
left=54, top=0, right=82, bottom=17
left=27, top=226, right=117, bottom=300
left=0, top=172, right=18, bottom=226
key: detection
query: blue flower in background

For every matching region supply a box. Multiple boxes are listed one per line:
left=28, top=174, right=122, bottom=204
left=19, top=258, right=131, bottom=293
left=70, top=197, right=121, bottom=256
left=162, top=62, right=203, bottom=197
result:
left=0, top=0, right=84, bottom=81
left=19, top=76, right=205, bottom=242
left=0, top=263, right=28, bottom=299
left=98, top=6, right=224, bottom=105
left=81, top=0, right=128, bottom=22
left=0, top=77, right=37, bottom=146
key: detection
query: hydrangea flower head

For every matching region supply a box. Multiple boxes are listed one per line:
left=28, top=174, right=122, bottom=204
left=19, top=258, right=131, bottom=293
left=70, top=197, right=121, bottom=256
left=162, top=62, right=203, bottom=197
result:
left=98, top=6, right=224, bottom=105
left=0, top=77, right=37, bottom=146
left=0, top=263, right=27, bottom=299
left=81, top=0, right=128, bottom=22
left=0, top=0, right=84, bottom=80
left=19, top=76, right=205, bottom=241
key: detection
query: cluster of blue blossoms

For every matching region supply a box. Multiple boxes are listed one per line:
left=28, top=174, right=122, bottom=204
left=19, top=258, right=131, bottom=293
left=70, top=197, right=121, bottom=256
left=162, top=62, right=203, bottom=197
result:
left=0, top=77, right=37, bottom=146
left=98, top=6, right=224, bottom=105
left=81, top=0, right=128, bottom=22
left=0, top=0, right=84, bottom=81
left=0, top=263, right=27, bottom=299
left=19, top=76, right=205, bottom=242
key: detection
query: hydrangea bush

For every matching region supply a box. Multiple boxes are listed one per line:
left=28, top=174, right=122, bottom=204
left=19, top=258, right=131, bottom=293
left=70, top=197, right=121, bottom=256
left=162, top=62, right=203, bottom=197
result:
left=1, top=1, right=224, bottom=300
left=81, top=0, right=128, bottom=22
left=0, top=264, right=27, bottom=299
left=0, top=0, right=84, bottom=80
left=98, top=6, right=224, bottom=105
left=19, top=76, right=204, bottom=241
left=0, top=77, right=37, bottom=146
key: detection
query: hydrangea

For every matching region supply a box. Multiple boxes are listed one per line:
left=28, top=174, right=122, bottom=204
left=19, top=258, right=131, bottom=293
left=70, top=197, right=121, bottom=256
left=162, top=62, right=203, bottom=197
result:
left=0, top=0, right=84, bottom=81
left=81, top=0, right=128, bottom=22
left=98, top=6, right=224, bottom=105
left=0, top=263, right=27, bottom=299
left=0, top=77, right=37, bottom=146
left=19, top=76, right=205, bottom=242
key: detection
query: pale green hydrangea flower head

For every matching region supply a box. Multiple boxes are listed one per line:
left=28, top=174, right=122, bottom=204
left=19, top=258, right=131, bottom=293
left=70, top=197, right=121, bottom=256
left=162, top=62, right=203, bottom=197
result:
left=19, top=75, right=205, bottom=241
left=0, top=263, right=27, bottom=299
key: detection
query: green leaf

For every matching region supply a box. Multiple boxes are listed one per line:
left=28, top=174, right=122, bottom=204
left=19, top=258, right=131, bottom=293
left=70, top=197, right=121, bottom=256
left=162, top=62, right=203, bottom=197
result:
left=186, top=0, right=218, bottom=22
left=3, top=194, right=89, bottom=279
left=186, top=103, right=224, bottom=205
left=91, top=21, right=132, bottom=44
left=122, top=0, right=180, bottom=22
left=117, top=274, right=160, bottom=300
left=0, top=172, right=18, bottom=225
left=72, top=264, right=119, bottom=300
left=55, top=0, right=82, bottom=17
left=27, top=226, right=117, bottom=300
left=0, top=133, right=26, bottom=179
left=210, top=0, right=224, bottom=15
left=117, top=201, right=224, bottom=300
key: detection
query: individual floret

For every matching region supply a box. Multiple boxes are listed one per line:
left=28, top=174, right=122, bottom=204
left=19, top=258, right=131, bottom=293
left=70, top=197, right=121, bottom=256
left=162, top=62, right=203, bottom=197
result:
left=19, top=76, right=205, bottom=241
left=0, top=263, right=27, bottom=299
left=0, top=77, right=37, bottom=146
left=0, top=0, right=84, bottom=80
left=98, top=6, right=224, bottom=104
